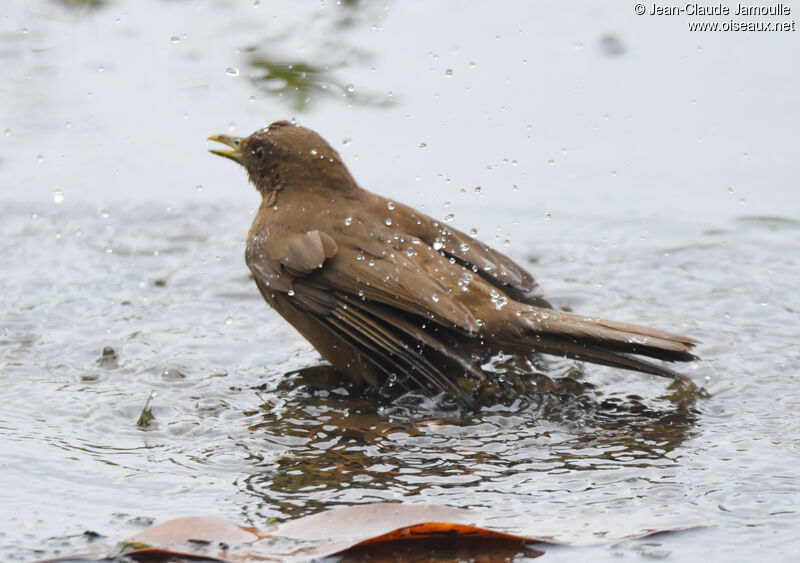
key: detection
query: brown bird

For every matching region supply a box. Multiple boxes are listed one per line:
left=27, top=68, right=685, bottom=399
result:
left=209, top=121, right=698, bottom=405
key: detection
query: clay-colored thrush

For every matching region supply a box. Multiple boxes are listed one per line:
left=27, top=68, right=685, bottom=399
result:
left=209, top=121, right=698, bottom=404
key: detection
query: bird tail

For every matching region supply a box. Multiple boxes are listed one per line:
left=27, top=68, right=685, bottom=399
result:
left=505, top=308, right=700, bottom=391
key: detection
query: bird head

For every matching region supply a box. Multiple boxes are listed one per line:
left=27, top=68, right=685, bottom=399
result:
left=209, top=120, right=351, bottom=197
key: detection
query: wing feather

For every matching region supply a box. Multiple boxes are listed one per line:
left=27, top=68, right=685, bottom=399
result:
left=387, top=200, right=550, bottom=307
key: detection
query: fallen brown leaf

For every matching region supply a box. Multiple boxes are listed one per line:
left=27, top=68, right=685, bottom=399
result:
left=36, top=502, right=697, bottom=562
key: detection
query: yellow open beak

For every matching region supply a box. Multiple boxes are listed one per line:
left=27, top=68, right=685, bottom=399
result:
left=208, top=135, right=244, bottom=165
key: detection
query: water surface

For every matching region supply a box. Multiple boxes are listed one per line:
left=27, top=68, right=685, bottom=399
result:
left=2, top=1, right=799, bottom=561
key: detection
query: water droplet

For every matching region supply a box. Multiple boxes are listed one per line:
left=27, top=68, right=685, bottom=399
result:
left=249, top=95, right=255, bottom=103
left=432, top=239, right=443, bottom=251
left=170, top=35, right=180, bottom=43
left=445, top=68, right=453, bottom=77
left=459, top=242, right=470, bottom=252
left=469, top=228, right=478, bottom=236
left=3, top=128, right=10, bottom=136
left=53, top=188, right=64, bottom=204
left=310, top=148, right=318, bottom=156
left=225, top=67, right=239, bottom=76
left=503, top=239, right=510, bottom=247
left=36, top=154, right=43, bottom=163
left=196, top=184, right=203, bottom=192
left=287, top=290, right=295, bottom=296
left=406, top=247, right=416, bottom=257
left=345, top=83, right=356, bottom=93
left=162, top=367, right=184, bottom=379
left=474, top=186, right=481, bottom=193
left=341, top=138, right=352, bottom=146
left=469, top=61, right=476, bottom=68
left=384, top=218, right=392, bottom=226
left=547, top=159, right=555, bottom=166
left=368, top=259, right=376, bottom=267
left=344, top=216, right=353, bottom=226
left=544, top=212, right=552, bottom=220
left=444, top=213, right=454, bottom=222
left=419, top=142, right=428, bottom=149
left=253, top=0, right=261, bottom=6
left=489, top=288, right=508, bottom=310
left=728, top=186, right=735, bottom=194
left=431, top=293, right=440, bottom=303
left=457, top=272, right=473, bottom=291
left=386, top=201, right=395, bottom=210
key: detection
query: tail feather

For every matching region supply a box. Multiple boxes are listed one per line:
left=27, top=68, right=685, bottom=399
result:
left=527, top=309, right=697, bottom=360
left=508, top=307, right=699, bottom=390
left=528, top=334, right=698, bottom=391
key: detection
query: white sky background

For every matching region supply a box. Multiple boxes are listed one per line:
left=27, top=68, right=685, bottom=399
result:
left=1, top=0, right=798, bottom=225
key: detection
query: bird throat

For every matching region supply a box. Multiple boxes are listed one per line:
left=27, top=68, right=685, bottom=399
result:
left=263, top=189, right=280, bottom=207
left=255, top=165, right=284, bottom=206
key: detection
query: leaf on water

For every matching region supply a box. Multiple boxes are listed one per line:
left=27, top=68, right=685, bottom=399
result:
left=96, top=346, right=117, bottom=368
left=135, top=391, right=156, bottom=429
left=37, top=502, right=700, bottom=562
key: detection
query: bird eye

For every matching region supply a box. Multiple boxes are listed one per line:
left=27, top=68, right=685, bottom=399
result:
left=254, top=145, right=264, bottom=159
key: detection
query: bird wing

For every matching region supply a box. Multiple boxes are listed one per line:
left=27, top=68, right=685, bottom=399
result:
left=245, top=226, right=483, bottom=403
left=245, top=226, right=480, bottom=332
left=245, top=230, right=338, bottom=292
left=389, top=200, right=551, bottom=307
left=324, top=243, right=481, bottom=332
